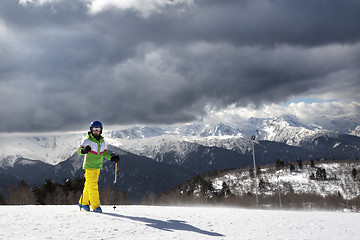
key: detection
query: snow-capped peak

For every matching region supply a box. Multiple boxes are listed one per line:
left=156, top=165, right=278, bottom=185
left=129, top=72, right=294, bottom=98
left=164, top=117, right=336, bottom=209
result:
left=348, top=125, right=360, bottom=137
left=0, top=115, right=358, bottom=167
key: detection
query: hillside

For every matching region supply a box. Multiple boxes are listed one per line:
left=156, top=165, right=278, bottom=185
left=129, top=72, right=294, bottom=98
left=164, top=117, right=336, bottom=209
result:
left=157, top=160, right=360, bottom=210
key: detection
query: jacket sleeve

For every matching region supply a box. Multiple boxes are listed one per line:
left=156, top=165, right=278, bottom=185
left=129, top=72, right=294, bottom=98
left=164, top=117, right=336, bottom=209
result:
left=78, top=147, right=85, bottom=155
left=103, top=150, right=112, bottom=160
left=102, top=141, right=112, bottom=160
left=77, top=139, right=89, bottom=155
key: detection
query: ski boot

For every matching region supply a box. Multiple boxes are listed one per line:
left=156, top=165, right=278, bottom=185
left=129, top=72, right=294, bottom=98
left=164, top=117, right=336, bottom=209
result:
left=78, top=203, right=90, bottom=211
left=93, top=207, right=102, bottom=213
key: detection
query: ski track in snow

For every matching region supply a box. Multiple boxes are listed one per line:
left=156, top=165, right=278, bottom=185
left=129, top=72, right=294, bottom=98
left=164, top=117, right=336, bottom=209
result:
left=0, top=205, right=359, bottom=240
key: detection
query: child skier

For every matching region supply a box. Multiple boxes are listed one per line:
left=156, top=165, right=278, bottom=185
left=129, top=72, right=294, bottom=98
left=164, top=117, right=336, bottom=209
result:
left=77, top=120, right=119, bottom=213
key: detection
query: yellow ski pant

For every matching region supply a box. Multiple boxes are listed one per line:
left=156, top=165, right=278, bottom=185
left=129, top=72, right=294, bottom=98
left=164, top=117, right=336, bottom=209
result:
left=79, top=169, right=101, bottom=210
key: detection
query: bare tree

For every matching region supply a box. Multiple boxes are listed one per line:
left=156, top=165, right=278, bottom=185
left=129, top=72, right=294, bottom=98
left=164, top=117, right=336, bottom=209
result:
left=6, top=181, right=36, bottom=205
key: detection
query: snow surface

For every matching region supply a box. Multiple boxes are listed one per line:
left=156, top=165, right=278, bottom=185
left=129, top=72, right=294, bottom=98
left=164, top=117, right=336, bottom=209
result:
left=0, top=205, right=359, bottom=240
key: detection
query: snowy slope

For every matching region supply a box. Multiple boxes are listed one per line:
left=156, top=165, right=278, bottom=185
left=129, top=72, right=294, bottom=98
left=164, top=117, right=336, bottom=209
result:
left=0, top=133, right=84, bottom=166
left=0, top=205, right=359, bottom=240
left=211, top=162, right=360, bottom=200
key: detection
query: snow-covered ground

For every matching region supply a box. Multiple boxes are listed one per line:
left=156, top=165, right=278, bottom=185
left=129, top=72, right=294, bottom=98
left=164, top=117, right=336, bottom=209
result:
left=0, top=205, right=359, bottom=240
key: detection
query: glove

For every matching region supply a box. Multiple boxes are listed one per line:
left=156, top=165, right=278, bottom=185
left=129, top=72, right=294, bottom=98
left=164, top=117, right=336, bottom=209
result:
left=81, top=145, right=91, bottom=154
left=110, top=154, right=120, bottom=163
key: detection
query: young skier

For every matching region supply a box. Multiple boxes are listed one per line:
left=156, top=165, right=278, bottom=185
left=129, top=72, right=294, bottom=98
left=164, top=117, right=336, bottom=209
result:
left=77, top=120, right=119, bottom=213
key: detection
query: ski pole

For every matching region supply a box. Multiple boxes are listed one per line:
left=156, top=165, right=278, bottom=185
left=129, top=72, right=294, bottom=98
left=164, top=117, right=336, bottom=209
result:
left=113, top=161, right=117, bottom=210
left=80, top=153, right=88, bottom=211
left=80, top=170, right=85, bottom=211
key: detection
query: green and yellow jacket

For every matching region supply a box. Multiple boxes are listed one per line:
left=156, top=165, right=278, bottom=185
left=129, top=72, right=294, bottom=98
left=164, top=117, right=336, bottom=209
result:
left=77, top=132, right=112, bottom=169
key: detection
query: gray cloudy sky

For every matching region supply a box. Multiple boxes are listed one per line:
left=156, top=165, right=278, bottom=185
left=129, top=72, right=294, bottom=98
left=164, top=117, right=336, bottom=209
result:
left=0, top=0, right=360, bottom=132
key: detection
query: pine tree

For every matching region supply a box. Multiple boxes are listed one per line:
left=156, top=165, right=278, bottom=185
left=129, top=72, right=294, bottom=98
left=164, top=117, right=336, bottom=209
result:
left=321, top=168, right=327, bottom=180
left=61, top=178, right=73, bottom=194
left=352, top=168, right=357, bottom=179
left=290, top=164, right=295, bottom=172
left=42, top=179, right=56, bottom=194
left=259, top=179, right=266, bottom=190
left=296, top=158, right=303, bottom=169
left=249, top=168, right=254, bottom=178
left=275, top=159, right=284, bottom=170
left=309, top=173, right=315, bottom=180
left=220, top=182, right=231, bottom=198
left=316, top=168, right=327, bottom=180
left=0, top=192, right=5, bottom=205
left=71, top=175, right=85, bottom=193
left=316, top=168, right=322, bottom=180
left=32, top=186, right=46, bottom=205
left=256, top=166, right=261, bottom=175
left=32, top=177, right=85, bottom=205
left=310, top=160, right=315, bottom=168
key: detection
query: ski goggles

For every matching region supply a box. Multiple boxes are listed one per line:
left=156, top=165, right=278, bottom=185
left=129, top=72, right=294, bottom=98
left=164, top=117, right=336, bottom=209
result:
left=92, top=127, right=102, bottom=132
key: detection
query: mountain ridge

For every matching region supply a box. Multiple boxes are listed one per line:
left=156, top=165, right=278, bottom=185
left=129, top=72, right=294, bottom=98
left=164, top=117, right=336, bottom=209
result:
left=0, top=116, right=359, bottom=167
left=1, top=116, right=360, bottom=202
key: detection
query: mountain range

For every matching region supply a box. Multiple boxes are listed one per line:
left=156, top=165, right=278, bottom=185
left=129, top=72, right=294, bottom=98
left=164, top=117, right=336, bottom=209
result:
left=1, top=115, right=359, bottom=202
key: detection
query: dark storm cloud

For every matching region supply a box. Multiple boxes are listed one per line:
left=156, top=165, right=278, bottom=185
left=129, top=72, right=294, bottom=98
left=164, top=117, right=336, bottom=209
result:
left=0, top=0, right=359, bottom=132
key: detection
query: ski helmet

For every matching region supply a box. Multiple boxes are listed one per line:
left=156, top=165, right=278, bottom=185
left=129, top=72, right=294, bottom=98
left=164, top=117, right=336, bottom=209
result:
left=90, top=121, right=103, bottom=133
